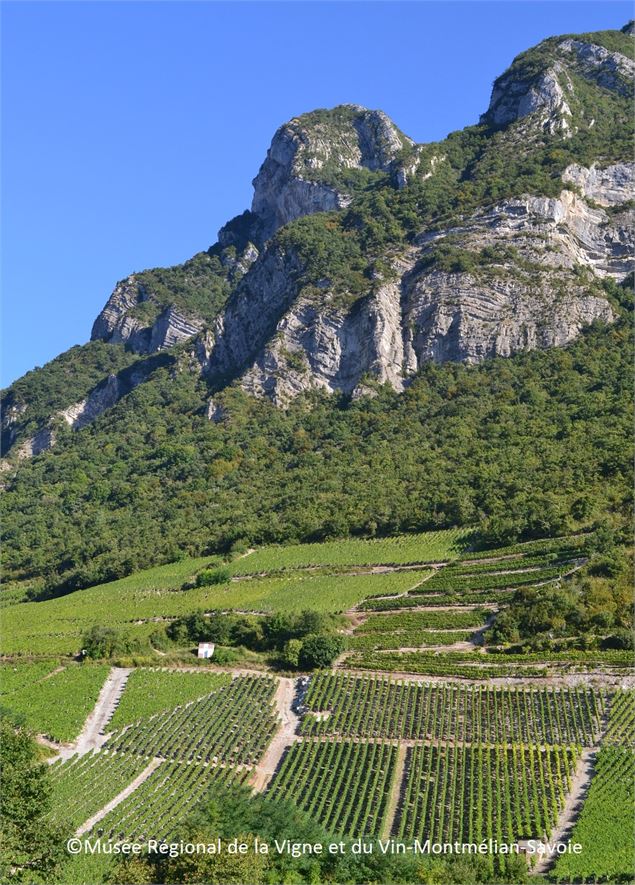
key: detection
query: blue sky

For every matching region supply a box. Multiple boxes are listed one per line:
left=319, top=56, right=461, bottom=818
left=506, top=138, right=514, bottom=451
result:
left=2, top=1, right=630, bottom=386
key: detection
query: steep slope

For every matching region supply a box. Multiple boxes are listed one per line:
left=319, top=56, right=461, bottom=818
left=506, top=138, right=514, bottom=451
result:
left=3, top=23, right=633, bottom=458
left=1, top=23, right=633, bottom=594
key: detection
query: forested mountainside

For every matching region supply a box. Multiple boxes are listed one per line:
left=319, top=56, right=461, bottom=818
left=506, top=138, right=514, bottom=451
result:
left=1, top=23, right=633, bottom=597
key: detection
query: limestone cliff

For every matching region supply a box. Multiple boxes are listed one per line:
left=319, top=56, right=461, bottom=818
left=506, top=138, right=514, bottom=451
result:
left=3, top=22, right=633, bottom=460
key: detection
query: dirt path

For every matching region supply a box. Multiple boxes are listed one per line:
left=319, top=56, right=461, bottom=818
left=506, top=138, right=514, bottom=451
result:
left=249, top=677, right=299, bottom=792
left=381, top=744, right=407, bottom=838
left=57, top=667, right=131, bottom=760
left=75, top=757, right=162, bottom=835
left=532, top=748, right=597, bottom=876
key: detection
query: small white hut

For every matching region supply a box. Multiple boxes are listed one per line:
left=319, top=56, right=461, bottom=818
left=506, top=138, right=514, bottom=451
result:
left=197, top=642, right=215, bottom=659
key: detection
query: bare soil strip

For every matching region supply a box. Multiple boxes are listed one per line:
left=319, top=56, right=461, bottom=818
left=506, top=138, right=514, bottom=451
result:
left=56, top=667, right=131, bottom=760
left=75, top=757, right=162, bottom=836
left=249, top=677, right=299, bottom=793
left=381, top=743, right=407, bottom=838
left=532, top=748, right=598, bottom=876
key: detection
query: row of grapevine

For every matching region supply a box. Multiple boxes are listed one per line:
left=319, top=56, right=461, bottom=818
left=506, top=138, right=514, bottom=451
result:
left=47, top=751, right=148, bottom=831
left=442, top=552, right=577, bottom=576
left=94, top=760, right=245, bottom=843
left=268, top=740, right=397, bottom=837
left=227, top=528, right=471, bottom=575
left=552, top=748, right=635, bottom=883
left=345, top=647, right=631, bottom=677
left=348, top=630, right=475, bottom=651
left=602, top=689, right=635, bottom=746
left=411, top=565, right=572, bottom=594
left=359, top=590, right=514, bottom=611
left=394, top=744, right=578, bottom=845
left=356, top=610, right=489, bottom=633
left=105, top=675, right=278, bottom=765
left=458, top=534, right=589, bottom=561
left=301, top=675, right=605, bottom=745
left=108, top=668, right=231, bottom=731
left=345, top=651, right=548, bottom=678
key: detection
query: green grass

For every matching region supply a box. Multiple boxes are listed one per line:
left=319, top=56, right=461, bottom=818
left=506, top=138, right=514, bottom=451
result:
left=108, top=668, right=231, bottom=730
left=1, top=570, right=428, bottom=655
left=1, top=664, right=109, bottom=742
left=228, top=527, right=471, bottom=574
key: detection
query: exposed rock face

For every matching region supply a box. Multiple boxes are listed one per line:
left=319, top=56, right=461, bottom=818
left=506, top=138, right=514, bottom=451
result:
left=14, top=427, right=57, bottom=461
left=228, top=167, right=632, bottom=403
left=91, top=277, right=204, bottom=354
left=483, top=35, right=633, bottom=134
left=485, top=64, right=574, bottom=134
left=251, top=106, right=411, bottom=241
left=5, top=25, right=633, bottom=459
left=1, top=356, right=172, bottom=463
left=559, top=38, right=634, bottom=95
left=562, top=162, right=634, bottom=207
left=198, top=247, right=304, bottom=381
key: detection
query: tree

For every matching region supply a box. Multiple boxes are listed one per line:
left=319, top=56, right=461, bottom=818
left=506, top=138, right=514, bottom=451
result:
left=299, top=634, right=344, bottom=670
left=280, top=638, right=302, bottom=669
left=81, top=624, right=124, bottom=658
left=0, top=712, right=65, bottom=883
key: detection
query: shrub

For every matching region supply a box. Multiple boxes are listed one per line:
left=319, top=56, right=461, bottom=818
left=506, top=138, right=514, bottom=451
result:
left=195, top=567, right=231, bottom=587
left=298, top=634, right=344, bottom=670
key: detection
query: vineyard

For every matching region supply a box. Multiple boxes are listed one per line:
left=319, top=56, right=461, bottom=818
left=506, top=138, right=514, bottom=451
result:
left=344, top=648, right=632, bottom=678
left=348, top=629, right=476, bottom=650
left=268, top=740, right=397, bottom=838
left=105, top=675, right=278, bottom=765
left=3, top=522, right=630, bottom=885
left=355, top=610, right=489, bottom=632
left=47, top=751, right=148, bottom=830
left=602, top=688, right=635, bottom=746
left=0, top=660, right=60, bottom=695
left=24, top=663, right=632, bottom=885
left=395, top=744, right=578, bottom=845
left=228, top=527, right=471, bottom=574
left=94, top=760, right=246, bottom=843
left=359, top=590, right=515, bottom=611
left=1, top=663, right=109, bottom=742
left=107, top=668, right=231, bottom=730
left=1, top=568, right=429, bottom=655
left=300, top=675, right=604, bottom=745
left=551, top=748, right=635, bottom=883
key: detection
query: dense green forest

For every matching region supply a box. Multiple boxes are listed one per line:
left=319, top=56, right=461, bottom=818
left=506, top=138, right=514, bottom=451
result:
left=2, top=308, right=632, bottom=597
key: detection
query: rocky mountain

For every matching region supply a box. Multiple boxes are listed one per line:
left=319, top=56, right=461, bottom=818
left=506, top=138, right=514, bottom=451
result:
left=2, top=23, right=633, bottom=458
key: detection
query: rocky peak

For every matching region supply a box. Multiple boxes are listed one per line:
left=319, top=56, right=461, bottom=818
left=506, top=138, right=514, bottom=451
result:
left=250, top=105, right=412, bottom=241
left=483, top=29, right=633, bottom=134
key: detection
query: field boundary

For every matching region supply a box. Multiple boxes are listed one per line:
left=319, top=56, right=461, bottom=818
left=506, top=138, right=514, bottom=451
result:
left=75, top=757, right=162, bottom=835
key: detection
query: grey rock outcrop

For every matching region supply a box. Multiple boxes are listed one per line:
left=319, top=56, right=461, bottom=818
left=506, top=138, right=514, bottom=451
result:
left=485, top=64, right=574, bottom=134
left=559, top=38, right=634, bottom=95
left=483, top=34, right=633, bottom=134
left=5, top=23, right=633, bottom=463
left=251, top=106, right=411, bottom=241
left=226, top=165, right=632, bottom=403
left=562, top=162, right=634, bottom=207
left=91, top=277, right=204, bottom=354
